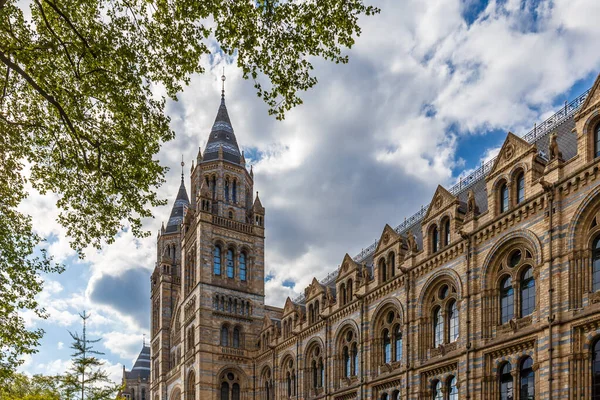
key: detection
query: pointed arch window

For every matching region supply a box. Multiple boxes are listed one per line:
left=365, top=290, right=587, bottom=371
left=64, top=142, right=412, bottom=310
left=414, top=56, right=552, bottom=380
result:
left=499, top=362, right=513, bottom=400
left=447, top=376, right=458, bottom=400
left=500, top=182, right=509, bottom=213
left=520, top=357, right=534, bottom=400
left=520, top=267, right=535, bottom=317
left=593, top=339, right=600, bottom=398
left=394, top=325, right=402, bottom=362
left=448, top=300, right=459, bottom=342
left=500, top=276, right=514, bottom=324
left=221, top=325, right=229, bottom=347
left=213, top=245, right=222, bottom=275
left=433, top=306, right=444, bottom=348
left=226, top=249, right=234, bottom=278
left=593, top=236, right=600, bottom=292
left=432, top=226, right=439, bottom=253
left=239, top=253, right=247, bottom=281
left=516, top=172, right=525, bottom=204
left=595, top=123, right=600, bottom=158
left=432, top=380, right=443, bottom=400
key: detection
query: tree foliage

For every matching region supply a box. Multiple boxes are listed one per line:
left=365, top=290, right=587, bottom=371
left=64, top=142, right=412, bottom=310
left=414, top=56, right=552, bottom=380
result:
left=61, top=312, right=119, bottom=400
left=0, top=372, right=62, bottom=400
left=0, top=0, right=378, bottom=378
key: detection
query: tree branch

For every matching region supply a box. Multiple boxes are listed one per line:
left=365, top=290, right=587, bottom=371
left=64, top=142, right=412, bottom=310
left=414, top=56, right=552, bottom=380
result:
left=42, top=0, right=96, bottom=58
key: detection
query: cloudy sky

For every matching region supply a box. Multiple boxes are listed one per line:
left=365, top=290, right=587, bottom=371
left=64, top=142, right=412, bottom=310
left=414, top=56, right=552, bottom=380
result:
left=19, top=0, right=600, bottom=383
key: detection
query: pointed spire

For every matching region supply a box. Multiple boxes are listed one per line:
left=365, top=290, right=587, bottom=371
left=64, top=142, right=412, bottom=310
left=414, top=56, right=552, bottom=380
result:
left=181, top=156, right=185, bottom=181
left=253, top=191, right=265, bottom=214
left=250, top=165, right=254, bottom=178
left=240, top=150, right=246, bottom=165
left=165, top=164, right=190, bottom=234
left=221, top=67, right=226, bottom=101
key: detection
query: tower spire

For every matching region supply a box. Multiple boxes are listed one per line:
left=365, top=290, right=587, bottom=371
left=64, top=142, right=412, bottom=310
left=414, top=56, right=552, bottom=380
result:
left=221, top=67, right=226, bottom=101
left=181, top=155, right=185, bottom=181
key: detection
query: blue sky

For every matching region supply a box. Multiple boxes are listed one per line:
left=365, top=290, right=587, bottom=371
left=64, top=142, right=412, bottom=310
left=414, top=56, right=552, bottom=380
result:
left=18, top=0, right=600, bottom=383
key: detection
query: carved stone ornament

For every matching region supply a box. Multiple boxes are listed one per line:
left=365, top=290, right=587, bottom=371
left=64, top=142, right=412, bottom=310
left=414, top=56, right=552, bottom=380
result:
left=549, top=132, right=563, bottom=161
left=383, top=232, right=390, bottom=244
left=504, top=144, right=515, bottom=160
left=435, top=195, right=443, bottom=209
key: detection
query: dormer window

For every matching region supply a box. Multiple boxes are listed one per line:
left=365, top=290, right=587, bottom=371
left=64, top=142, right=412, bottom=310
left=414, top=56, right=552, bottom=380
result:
left=500, top=182, right=509, bottom=213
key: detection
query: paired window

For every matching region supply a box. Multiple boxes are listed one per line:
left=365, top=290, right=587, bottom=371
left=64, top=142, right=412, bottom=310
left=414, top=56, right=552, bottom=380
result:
left=214, top=245, right=222, bottom=275
left=220, top=325, right=242, bottom=348
left=378, top=310, right=403, bottom=365
left=443, top=218, right=451, bottom=247
left=239, top=253, right=247, bottom=281
left=430, top=284, right=459, bottom=348
left=340, top=329, right=358, bottom=378
left=213, top=245, right=249, bottom=281
left=219, top=372, right=241, bottom=400
left=498, top=357, right=535, bottom=400
left=308, top=301, right=320, bottom=325
left=431, top=376, right=457, bottom=400
left=307, top=345, right=325, bottom=390
left=283, top=359, right=296, bottom=398
left=499, top=250, right=536, bottom=324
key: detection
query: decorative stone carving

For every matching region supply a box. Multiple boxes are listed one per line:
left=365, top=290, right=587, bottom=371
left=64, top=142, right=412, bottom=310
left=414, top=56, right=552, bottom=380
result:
left=549, top=132, right=563, bottom=161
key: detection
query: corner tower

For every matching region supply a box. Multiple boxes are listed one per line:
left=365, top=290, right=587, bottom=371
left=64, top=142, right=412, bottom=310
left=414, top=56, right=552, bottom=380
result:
left=151, top=75, right=267, bottom=400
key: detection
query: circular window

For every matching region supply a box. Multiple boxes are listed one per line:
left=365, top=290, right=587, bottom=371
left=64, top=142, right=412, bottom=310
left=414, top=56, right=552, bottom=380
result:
left=439, top=285, right=449, bottom=300
left=509, top=250, right=522, bottom=268
left=387, top=311, right=394, bottom=324
left=227, top=372, right=235, bottom=381
left=346, top=331, right=353, bottom=342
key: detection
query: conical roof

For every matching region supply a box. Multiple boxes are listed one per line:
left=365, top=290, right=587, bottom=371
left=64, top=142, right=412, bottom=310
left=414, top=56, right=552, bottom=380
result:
left=126, top=345, right=150, bottom=381
left=203, top=95, right=242, bottom=164
left=165, top=176, right=190, bottom=234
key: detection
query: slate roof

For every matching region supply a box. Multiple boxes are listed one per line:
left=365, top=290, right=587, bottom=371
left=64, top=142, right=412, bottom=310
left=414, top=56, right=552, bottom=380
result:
left=126, top=345, right=150, bottom=381
left=165, top=176, right=190, bottom=234
left=203, top=95, right=242, bottom=164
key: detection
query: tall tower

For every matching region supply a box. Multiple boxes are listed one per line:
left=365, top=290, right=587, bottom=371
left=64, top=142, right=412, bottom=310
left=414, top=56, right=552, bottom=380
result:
left=151, top=74, right=267, bottom=400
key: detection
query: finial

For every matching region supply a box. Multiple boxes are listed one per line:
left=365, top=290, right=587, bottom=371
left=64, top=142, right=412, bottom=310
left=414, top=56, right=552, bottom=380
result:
left=143, top=333, right=146, bottom=347
left=181, top=155, right=185, bottom=181
left=221, top=67, right=226, bottom=99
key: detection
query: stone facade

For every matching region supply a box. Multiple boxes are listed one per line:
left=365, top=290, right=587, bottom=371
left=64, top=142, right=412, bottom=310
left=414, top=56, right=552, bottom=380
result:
left=151, top=74, right=600, bottom=400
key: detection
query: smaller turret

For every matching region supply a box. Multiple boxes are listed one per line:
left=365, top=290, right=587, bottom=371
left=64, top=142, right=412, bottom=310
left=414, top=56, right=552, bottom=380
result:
left=253, top=192, right=265, bottom=227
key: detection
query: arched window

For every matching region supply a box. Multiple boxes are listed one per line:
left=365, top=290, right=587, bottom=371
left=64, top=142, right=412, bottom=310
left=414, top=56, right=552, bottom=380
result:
left=394, top=325, right=402, bottom=362
left=233, top=327, right=240, bottom=348
left=265, top=381, right=270, bottom=400
left=221, top=382, right=229, bottom=400
left=239, top=253, right=247, bottom=281
left=520, top=267, right=535, bottom=317
left=212, top=176, right=217, bottom=199
left=499, top=362, right=513, bottom=400
left=593, top=236, right=600, bottom=292
left=307, top=344, right=324, bottom=390
left=593, top=339, right=600, bottom=398
left=443, top=218, right=451, bottom=247
left=519, top=357, right=534, bottom=400
left=516, top=172, right=525, bottom=204
left=226, top=249, right=234, bottom=278
left=225, top=179, right=230, bottom=202
left=432, top=380, right=443, bottom=400
left=286, top=372, right=292, bottom=397
left=347, top=280, right=353, bottom=303
left=343, top=346, right=350, bottom=377
left=381, top=394, right=388, bottom=400
left=383, top=329, right=391, bottom=364
left=232, top=180, right=237, bottom=203
left=308, top=304, right=314, bottom=324
left=319, top=359, right=324, bottom=387
left=433, top=307, right=444, bottom=348
left=500, top=182, right=509, bottom=213
left=391, top=390, right=400, bottom=400
left=312, top=361, right=318, bottom=389
left=389, top=253, right=395, bottom=277
left=447, top=376, right=458, bottom=400
left=214, top=245, right=222, bottom=275
left=221, top=325, right=229, bottom=347
left=432, top=225, right=439, bottom=253
left=380, top=259, right=387, bottom=282
left=232, top=383, right=240, bottom=400
left=448, top=300, right=459, bottom=342
left=352, top=342, right=358, bottom=376
left=595, top=123, right=600, bottom=158
left=500, top=276, right=514, bottom=324
left=187, top=371, right=196, bottom=400
left=340, top=283, right=346, bottom=305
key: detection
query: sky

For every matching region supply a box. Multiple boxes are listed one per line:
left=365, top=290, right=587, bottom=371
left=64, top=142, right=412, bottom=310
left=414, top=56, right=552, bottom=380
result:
left=17, top=0, right=600, bottom=384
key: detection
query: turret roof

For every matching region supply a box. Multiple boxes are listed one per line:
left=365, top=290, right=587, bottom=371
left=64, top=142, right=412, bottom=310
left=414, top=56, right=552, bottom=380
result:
left=126, top=345, right=150, bottom=381
left=203, top=94, right=242, bottom=164
left=165, top=175, right=189, bottom=234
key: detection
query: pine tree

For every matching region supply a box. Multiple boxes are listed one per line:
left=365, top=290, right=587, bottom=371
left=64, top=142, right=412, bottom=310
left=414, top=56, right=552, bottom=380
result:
left=61, top=311, right=118, bottom=400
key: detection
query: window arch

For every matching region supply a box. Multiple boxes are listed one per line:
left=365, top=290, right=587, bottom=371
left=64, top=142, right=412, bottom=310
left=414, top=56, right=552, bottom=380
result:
left=391, top=390, right=400, bottom=400
left=221, top=325, right=229, bottom=347
left=431, top=225, right=439, bottom=253
left=500, top=276, right=514, bottom=324
left=447, top=376, right=458, bottom=400
left=226, top=249, right=234, bottom=278
left=499, top=362, right=513, bottom=400
left=389, top=252, right=396, bottom=277
left=219, top=371, right=242, bottom=400
left=593, top=236, right=600, bottom=292
left=338, top=327, right=358, bottom=380
left=233, top=327, right=240, bottom=348
left=225, top=178, right=230, bottom=202
left=516, top=171, right=525, bottom=204
left=499, top=182, right=509, bottom=213
left=379, top=258, right=387, bottom=282
left=442, top=217, right=451, bottom=247
left=232, top=179, right=237, bottom=203
left=306, top=343, right=324, bottom=393
left=340, top=283, right=346, bottom=305
left=261, top=368, right=272, bottom=400
left=425, top=281, right=459, bottom=349
left=239, top=252, right=247, bottom=281
left=520, top=267, right=535, bottom=317
left=214, top=245, right=222, bottom=275
left=347, top=279, right=353, bottom=303
left=375, top=308, right=403, bottom=367
left=381, top=394, right=388, bottom=400
left=519, top=356, right=534, bottom=399
left=432, top=380, right=442, bottom=400
left=433, top=306, right=444, bottom=348
left=187, top=370, right=196, bottom=400
left=282, top=357, right=296, bottom=398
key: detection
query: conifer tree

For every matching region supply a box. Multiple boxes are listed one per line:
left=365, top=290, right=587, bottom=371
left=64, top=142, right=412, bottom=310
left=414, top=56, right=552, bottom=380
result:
left=61, top=311, right=118, bottom=400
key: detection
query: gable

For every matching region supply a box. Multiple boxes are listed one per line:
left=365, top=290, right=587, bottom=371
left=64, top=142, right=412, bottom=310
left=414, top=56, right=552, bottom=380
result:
left=305, top=277, right=325, bottom=300
left=283, top=297, right=297, bottom=316
left=336, top=253, right=359, bottom=282
left=577, top=73, right=600, bottom=117
left=423, top=185, right=457, bottom=222
left=487, top=132, right=535, bottom=180
left=374, top=224, right=402, bottom=255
